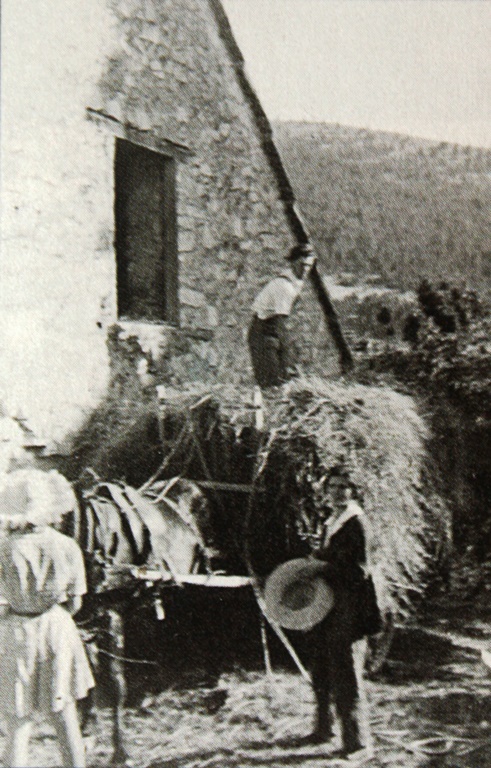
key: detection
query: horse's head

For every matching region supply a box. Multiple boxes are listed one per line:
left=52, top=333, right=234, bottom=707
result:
left=155, top=478, right=214, bottom=549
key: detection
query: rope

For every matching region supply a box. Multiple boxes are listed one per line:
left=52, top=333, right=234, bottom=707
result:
left=243, top=440, right=312, bottom=684
left=374, top=730, right=491, bottom=757
left=95, top=647, right=159, bottom=666
left=139, top=423, right=190, bottom=491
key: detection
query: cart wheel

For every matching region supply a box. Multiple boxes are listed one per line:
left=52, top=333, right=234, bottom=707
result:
left=366, top=613, right=395, bottom=676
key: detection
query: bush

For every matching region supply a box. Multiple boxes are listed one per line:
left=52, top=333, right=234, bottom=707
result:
left=363, top=280, right=491, bottom=554
left=375, top=280, right=491, bottom=420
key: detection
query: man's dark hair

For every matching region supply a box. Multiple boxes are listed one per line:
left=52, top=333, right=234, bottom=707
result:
left=286, top=243, right=313, bottom=261
left=328, top=465, right=350, bottom=483
left=328, top=465, right=361, bottom=501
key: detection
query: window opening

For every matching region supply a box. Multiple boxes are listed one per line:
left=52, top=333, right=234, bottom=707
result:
left=115, top=138, right=178, bottom=323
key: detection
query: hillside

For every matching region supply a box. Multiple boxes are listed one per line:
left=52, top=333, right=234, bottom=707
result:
left=273, top=122, right=491, bottom=294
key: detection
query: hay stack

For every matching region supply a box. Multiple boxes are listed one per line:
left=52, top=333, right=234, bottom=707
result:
left=249, top=377, right=449, bottom=620
left=70, top=375, right=448, bottom=619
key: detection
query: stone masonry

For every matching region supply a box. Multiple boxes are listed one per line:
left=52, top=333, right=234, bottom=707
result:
left=1, top=0, right=336, bottom=450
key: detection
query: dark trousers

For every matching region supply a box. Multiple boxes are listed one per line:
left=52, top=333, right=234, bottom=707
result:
left=247, top=314, right=290, bottom=388
left=307, top=594, right=369, bottom=751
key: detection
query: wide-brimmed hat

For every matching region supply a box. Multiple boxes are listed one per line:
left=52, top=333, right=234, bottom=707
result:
left=264, top=557, right=335, bottom=631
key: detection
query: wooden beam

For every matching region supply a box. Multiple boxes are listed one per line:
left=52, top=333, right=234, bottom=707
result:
left=195, top=480, right=257, bottom=493
left=309, top=261, right=354, bottom=375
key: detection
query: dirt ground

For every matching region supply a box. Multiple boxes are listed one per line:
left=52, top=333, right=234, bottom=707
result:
left=2, top=613, right=491, bottom=768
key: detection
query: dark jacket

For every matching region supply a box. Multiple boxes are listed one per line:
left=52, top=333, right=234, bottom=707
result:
left=314, top=509, right=381, bottom=642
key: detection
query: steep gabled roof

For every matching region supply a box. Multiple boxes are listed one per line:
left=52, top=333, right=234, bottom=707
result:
left=208, top=0, right=353, bottom=373
left=207, top=0, right=310, bottom=244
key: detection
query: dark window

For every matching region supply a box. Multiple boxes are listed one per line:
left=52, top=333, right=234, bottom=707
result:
left=115, top=138, right=178, bottom=323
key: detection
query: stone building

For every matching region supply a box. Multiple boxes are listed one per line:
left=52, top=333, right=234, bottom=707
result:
left=1, top=0, right=337, bottom=451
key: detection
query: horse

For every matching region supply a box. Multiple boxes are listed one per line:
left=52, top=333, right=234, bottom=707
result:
left=62, top=474, right=213, bottom=766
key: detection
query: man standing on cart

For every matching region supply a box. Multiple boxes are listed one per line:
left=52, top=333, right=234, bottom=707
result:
left=248, top=244, right=315, bottom=388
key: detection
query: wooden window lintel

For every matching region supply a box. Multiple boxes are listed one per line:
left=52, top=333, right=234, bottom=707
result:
left=86, top=107, right=191, bottom=161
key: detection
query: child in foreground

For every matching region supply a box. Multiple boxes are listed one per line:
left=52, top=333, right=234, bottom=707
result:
left=0, top=469, right=94, bottom=768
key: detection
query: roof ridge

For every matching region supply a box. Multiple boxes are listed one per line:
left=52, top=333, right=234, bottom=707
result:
left=206, top=0, right=310, bottom=243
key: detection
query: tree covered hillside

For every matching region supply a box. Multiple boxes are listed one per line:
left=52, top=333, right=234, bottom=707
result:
left=274, top=122, right=491, bottom=294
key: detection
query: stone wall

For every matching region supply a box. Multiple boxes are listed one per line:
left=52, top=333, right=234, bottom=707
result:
left=1, top=0, right=119, bottom=446
left=1, top=0, right=335, bottom=451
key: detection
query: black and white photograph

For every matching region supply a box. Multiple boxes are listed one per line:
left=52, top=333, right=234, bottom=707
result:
left=1, top=1, right=490, bottom=765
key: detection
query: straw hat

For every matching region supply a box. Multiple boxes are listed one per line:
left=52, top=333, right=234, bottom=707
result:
left=264, top=557, right=335, bottom=631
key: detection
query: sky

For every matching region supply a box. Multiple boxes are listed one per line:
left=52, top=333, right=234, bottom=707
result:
left=222, top=0, right=491, bottom=148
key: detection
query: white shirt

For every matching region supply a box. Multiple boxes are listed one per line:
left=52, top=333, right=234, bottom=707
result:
left=322, top=500, right=363, bottom=547
left=252, top=269, right=304, bottom=320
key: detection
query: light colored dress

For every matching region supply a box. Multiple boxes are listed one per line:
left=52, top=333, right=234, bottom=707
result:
left=0, top=526, right=94, bottom=717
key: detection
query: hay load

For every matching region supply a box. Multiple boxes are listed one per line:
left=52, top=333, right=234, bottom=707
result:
left=71, top=375, right=449, bottom=621
left=247, top=377, right=449, bottom=621
left=139, top=377, right=448, bottom=621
